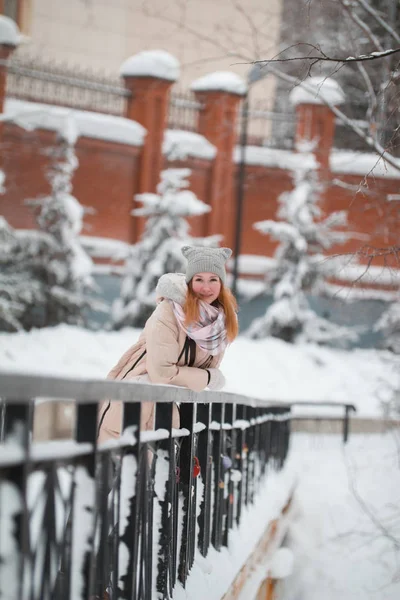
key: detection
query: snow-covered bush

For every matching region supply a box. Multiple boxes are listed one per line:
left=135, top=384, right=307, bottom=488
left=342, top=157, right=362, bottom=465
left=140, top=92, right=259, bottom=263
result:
left=112, top=168, right=212, bottom=328
left=248, top=154, right=357, bottom=346
left=374, top=301, right=400, bottom=354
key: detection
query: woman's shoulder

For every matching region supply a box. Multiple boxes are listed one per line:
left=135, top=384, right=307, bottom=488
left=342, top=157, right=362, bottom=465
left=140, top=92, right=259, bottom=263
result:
left=147, top=300, right=178, bottom=329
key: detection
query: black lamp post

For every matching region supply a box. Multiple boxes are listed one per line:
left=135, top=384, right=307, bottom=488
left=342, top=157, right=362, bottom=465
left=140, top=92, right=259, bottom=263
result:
left=231, top=93, right=249, bottom=299
left=231, top=63, right=269, bottom=299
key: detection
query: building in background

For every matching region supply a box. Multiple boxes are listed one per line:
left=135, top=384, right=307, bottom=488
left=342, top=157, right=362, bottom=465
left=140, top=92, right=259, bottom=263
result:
left=0, top=0, right=283, bottom=104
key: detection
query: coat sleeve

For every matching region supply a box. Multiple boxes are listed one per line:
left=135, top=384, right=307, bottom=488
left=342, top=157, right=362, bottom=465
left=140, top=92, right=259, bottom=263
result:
left=145, top=302, right=209, bottom=393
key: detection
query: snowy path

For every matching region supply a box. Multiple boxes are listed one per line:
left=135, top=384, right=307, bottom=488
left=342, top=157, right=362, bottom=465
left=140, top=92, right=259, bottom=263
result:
left=279, top=432, right=400, bottom=600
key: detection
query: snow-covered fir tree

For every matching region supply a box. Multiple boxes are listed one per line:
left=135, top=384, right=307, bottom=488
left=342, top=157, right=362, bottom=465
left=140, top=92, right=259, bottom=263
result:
left=27, top=116, right=100, bottom=327
left=0, top=217, right=56, bottom=331
left=248, top=151, right=358, bottom=346
left=112, top=168, right=211, bottom=328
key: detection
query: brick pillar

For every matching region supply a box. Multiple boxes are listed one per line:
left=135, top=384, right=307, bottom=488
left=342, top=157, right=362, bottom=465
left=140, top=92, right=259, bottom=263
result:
left=0, top=16, right=19, bottom=115
left=0, top=16, right=19, bottom=190
left=120, top=51, right=179, bottom=240
left=290, top=77, right=345, bottom=175
left=0, top=44, right=14, bottom=114
left=192, top=72, right=245, bottom=248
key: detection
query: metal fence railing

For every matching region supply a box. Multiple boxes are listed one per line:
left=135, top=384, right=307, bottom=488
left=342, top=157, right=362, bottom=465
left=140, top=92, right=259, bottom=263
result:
left=239, top=100, right=298, bottom=150
left=0, top=372, right=357, bottom=600
left=168, top=90, right=202, bottom=132
left=0, top=372, right=291, bottom=600
left=4, top=56, right=131, bottom=116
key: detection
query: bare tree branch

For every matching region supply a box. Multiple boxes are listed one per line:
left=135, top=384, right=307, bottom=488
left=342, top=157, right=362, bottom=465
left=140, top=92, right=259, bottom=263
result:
left=338, top=0, right=385, bottom=53
left=247, top=45, right=400, bottom=66
left=353, top=0, right=400, bottom=45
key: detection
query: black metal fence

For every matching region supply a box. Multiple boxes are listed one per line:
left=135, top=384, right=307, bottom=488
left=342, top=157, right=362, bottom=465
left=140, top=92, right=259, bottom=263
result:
left=4, top=56, right=131, bottom=116
left=3, top=55, right=300, bottom=149
left=238, top=100, right=298, bottom=150
left=168, top=91, right=202, bottom=132
left=0, top=373, right=291, bottom=600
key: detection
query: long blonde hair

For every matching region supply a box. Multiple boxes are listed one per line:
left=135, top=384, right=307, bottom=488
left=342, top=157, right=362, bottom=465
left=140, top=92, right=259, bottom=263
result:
left=183, top=281, right=239, bottom=342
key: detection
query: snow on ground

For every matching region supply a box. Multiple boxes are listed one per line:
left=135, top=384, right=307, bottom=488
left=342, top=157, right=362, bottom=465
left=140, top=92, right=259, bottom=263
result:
left=1, top=327, right=399, bottom=599
left=175, top=457, right=295, bottom=600
left=279, top=432, right=400, bottom=600
left=0, top=325, right=399, bottom=418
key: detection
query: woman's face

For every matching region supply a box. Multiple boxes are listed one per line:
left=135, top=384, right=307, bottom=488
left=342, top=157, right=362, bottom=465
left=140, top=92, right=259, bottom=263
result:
left=191, top=272, right=221, bottom=304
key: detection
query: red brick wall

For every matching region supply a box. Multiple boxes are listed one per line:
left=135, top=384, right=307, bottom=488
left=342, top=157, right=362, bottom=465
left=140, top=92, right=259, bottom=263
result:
left=1, top=111, right=400, bottom=276
left=236, top=165, right=293, bottom=257
left=323, top=174, right=400, bottom=268
left=1, top=123, right=141, bottom=243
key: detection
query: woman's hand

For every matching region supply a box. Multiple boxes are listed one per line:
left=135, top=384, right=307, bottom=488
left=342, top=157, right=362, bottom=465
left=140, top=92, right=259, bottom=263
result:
left=206, top=368, right=226, bottom=391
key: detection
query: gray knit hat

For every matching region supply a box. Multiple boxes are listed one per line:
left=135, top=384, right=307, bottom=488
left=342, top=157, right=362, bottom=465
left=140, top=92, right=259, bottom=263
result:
left=182, top=245, right=232, bottom=284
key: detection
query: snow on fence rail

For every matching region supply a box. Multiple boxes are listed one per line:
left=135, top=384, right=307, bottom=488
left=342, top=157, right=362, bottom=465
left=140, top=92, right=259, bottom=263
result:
left=0, top=373, right=355, bottom=600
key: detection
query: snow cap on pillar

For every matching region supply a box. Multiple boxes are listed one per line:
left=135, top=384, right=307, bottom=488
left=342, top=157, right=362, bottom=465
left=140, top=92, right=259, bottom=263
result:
left=289, top=77, right=345, bottom=107
left=119, top=50, right=180, bottom=82
left=191, top=71, right=247, bottom=96
left=0, top=15, right=20, bottom=47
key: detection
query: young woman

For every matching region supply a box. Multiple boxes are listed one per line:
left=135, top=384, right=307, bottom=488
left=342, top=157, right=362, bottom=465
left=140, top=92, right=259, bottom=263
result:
left=98, top=245, right=238, bottom=442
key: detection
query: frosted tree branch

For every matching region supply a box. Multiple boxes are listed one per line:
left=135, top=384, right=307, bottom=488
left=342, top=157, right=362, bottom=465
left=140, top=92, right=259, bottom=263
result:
left=249, top=45, right=400, bottom=65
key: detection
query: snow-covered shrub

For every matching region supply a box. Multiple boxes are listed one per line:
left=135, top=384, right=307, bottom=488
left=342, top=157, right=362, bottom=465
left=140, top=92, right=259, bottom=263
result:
left=374, top=301, right=400, bottom=354
left=248, top=154, right=357, bottom=346
left=112, top=168, right=213, bottom=328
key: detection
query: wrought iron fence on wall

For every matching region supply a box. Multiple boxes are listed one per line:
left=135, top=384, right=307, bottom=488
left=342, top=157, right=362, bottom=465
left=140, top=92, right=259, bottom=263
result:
left=239, top=100, right=298, bottom=150
left=0, top=372, right=291, bottom=600
left=4, top=55, right=131, bottom=116
left=168, top=91, right=202, bottom=132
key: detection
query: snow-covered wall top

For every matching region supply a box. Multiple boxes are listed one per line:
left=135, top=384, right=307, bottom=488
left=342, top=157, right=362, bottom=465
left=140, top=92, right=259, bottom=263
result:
left=120, top=50, right=180, bottom=82
left=163, top=129, right=216, bottom=161
left=233, top=146, right=318, bottom=171
left=4, top=99, right=146, bottom=147
left=233, top=145, right=400, bottom=179
left=330, top=150, right=400, bottom=179
left=290, top=77, right=345, bottom=107
left=0, top=15, right=20, bottom=46
left=191, top=71, right=247, bottom=96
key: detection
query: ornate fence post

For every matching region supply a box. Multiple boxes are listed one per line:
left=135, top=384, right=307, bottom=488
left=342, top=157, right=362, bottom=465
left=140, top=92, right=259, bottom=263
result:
left=191, top=72, right=246, bottom=248
left=120, top=50, right=180, bottom=240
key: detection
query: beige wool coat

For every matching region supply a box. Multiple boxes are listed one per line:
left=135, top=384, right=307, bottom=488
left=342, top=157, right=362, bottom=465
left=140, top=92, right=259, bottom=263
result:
left=98, top=273, right=224, bottom=443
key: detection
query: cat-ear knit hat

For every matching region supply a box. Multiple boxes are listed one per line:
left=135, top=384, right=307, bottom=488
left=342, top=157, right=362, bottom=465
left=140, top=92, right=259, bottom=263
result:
left=181, top=246, right=232, bottom=285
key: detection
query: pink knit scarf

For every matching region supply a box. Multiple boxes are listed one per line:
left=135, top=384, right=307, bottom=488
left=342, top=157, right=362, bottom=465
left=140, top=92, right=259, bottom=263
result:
left=170, top=300, right=229, bottom=356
